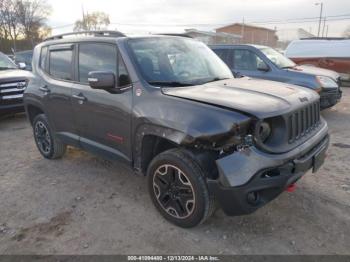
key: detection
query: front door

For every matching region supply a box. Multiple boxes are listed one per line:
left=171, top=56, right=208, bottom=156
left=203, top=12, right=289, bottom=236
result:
left=231, top=49, right=269, bottom=79
left=71, top=42, right=133, bottom=162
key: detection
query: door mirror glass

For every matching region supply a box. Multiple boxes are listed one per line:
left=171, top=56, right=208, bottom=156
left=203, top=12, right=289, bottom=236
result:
left=88, top=71, right=116, bottom=90
left=18, top=62, right=26, bottom=70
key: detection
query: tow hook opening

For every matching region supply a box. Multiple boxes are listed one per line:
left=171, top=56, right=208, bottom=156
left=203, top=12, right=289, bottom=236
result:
left=247, top=191, right=260, bottom=206
left=261, top=169, right=281, bottom=178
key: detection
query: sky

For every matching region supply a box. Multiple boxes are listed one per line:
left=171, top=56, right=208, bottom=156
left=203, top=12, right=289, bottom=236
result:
left=47, top=0, right=350, bottom=37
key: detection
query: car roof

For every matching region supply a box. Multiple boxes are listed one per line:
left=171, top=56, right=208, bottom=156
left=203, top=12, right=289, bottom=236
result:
left=210, top=44, right=269, bottom=49
left=40, top=34, right=194, bottom=46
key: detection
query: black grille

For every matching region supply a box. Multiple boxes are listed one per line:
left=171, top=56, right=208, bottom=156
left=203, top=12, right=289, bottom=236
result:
left=0, top=80, right=26, bottom=104
left=288, top=101, right=320, bottom=143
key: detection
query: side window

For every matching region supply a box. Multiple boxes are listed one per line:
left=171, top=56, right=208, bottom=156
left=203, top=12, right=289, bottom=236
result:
left=40, top=46, right=48, bottom=72
left=212, top=49, right=232, bottom=67
left=233, top=50, right=266, bottom=71
left=49, top=49, right=73, bottom=80
left=79, top=43, right=117, bottom=84
left=118, top=53, right=131, bottom=87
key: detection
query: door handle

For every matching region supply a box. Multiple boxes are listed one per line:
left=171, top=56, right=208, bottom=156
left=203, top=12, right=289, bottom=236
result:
left=39, top=85, right=50, bottom=93
left=72, top=94, right=87, bottom=104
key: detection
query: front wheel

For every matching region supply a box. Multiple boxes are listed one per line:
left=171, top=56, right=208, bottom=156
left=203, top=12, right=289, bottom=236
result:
left=147, top=149, right=214, bottom=228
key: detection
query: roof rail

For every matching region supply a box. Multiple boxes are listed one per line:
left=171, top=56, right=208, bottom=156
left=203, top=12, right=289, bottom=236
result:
left=44, top=30, right=126, bottom=41
left=154, top=33, right=193, bottom=38
left=300, top=37, right=349, bottom=40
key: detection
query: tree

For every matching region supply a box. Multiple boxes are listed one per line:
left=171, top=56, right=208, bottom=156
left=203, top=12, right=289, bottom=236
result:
left=16, top=0, right=52, bottom=46
left=0, top=0, right=51, bottom=51
left=0, top=0, right=21, bottom=51
left=343, top=26, right=350, bottom=38
left=74, top=11, right=110, bottom=31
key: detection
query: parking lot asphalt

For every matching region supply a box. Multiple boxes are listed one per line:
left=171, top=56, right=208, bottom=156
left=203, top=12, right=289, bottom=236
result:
left=0, top=88, right=349, bottom=255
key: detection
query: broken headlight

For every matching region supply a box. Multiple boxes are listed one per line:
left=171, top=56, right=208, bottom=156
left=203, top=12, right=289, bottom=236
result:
left=258, top=121, right=272, bottom=142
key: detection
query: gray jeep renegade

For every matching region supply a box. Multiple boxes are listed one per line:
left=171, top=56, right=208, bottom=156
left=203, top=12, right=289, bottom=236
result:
left=24, top=31, right=329, bottom=228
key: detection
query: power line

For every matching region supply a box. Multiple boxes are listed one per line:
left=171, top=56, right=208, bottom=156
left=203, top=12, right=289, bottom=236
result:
left=50, top=13, right=350, bottom=30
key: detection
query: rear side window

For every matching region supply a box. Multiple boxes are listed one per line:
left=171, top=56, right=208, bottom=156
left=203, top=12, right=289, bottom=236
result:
left=40, top=46, right=48, bottom=71
left=212, top=49, right=232, bottom=68
left=49, top=49, right=73, bottom=80
left=78, top=43, right=117, bottom=84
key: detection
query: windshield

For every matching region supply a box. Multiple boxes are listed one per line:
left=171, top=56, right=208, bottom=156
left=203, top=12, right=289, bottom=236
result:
left=128, top=37, right=233, bottom=86
left=259, top=47, right=296, bottom=69
left=0, top=52, right=17, bottom=70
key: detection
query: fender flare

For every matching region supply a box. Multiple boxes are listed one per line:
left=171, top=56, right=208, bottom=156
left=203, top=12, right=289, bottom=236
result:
left=133, top=123, right=193, bottom=171
left=23, top=96, right=48, bottom=125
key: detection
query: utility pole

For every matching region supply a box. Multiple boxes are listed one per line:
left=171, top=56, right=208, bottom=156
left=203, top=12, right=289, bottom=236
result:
left=82, top=5, right=86, bottom=30
left=315, top=2, right=323, bottom=37
left=322, top=17, right=326, bottom=37
left=241, top=17, right=245, bottom=44
left=325, top=25, right=329, bottom=37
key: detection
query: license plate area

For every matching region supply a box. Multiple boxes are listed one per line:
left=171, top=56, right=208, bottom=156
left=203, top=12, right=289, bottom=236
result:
left=312, top=145, right=327, bottom=173
left=294, top=143, right=327, bottom=173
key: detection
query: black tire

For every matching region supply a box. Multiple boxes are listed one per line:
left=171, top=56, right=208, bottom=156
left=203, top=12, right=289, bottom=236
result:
left=147, top=148, right=214, bottom=228
left=32, top=114, right=66, bottom=159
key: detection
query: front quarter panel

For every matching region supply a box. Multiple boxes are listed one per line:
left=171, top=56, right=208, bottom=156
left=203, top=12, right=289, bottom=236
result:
left=132, top=82, right=252, bottom=168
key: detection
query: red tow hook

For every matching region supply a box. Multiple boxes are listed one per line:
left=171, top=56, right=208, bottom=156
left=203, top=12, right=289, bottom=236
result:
left=286, top=183, right=297, bottom=192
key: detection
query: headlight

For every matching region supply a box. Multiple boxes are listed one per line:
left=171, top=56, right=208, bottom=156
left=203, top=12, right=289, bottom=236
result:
left=258, top=121, right=272, bottom=142
left=316, top=76, right=338, bottom=89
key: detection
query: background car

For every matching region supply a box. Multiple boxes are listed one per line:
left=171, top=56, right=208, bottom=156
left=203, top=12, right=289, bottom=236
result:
left=211, top=44, right=342, bottom=109
left=285, top=39, right=350, bottom=86
left=14, top=50, right=33, bottom=71
left=0, top=51, right=33, bottom=116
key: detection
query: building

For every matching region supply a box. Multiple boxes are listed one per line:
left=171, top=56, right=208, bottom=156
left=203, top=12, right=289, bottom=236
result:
left=184, top=29, right=241, bottom=45
left=276, top=28, right=315, bottom=49
left=216, top=23, right=278, bottom=47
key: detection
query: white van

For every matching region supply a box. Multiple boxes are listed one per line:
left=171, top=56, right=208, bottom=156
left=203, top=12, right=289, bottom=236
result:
left=285, top=39, right=350, bottom=85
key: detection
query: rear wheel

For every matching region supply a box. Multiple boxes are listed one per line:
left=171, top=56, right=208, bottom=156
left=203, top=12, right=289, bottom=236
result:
left=147, top=149, right=214, bottom=228
left=33, top=114, right=66, bottom=159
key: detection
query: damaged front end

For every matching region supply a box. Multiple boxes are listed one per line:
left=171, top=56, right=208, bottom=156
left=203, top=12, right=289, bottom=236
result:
left=179, top=102, right=329, bottom=216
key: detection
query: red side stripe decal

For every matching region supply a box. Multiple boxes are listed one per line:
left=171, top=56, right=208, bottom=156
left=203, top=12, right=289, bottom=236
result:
left=106, top=133, right=124, bottom=143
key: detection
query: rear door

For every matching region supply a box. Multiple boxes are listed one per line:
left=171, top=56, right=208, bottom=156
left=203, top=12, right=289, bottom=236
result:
left=71, top=42, right=133, bottom=162
left=40, top=44, right=78, bottom=146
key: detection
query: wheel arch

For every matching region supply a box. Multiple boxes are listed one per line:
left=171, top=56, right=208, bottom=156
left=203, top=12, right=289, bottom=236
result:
left=25, top=99, right=47, bottom=126
left=133, top=124, right=220, bottom=179
left=133, top=124, right=189, bottom=174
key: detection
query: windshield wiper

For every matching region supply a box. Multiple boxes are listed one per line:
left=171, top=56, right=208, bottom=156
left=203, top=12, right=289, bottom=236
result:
left=202, top=77, right=231, bottom=84
left=148, top=81, right=195, bottom=87
left=281, top=66, right=296, bottom=69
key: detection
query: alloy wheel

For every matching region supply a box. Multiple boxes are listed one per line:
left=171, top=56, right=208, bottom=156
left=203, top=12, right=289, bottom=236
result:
left=34, top=121, right=51, bottom=154
left=153, top=164, right=195, bottom=219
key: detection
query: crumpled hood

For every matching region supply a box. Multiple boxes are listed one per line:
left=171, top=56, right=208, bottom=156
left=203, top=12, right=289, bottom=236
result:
left=162, top=77, right=319, bottom=119
left=0, top=69, right=33, bottom=82
left=290, top=65, right=340, bottom=82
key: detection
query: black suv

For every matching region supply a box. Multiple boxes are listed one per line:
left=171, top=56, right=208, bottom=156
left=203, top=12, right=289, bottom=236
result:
left=24, top=31, right=329, bottom=228
left=0, top=52, right=32, bottom=116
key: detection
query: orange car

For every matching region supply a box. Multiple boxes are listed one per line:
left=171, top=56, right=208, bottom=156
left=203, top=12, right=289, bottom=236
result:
left=286, top=39, right=350, bottom=86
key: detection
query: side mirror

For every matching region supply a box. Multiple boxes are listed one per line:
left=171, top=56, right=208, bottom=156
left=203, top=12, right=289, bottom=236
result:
left=257, top=62, right=269, bottom=72
left=88, top=71, right=116, bottom=90
left=18, top=62, right=26, bottom=70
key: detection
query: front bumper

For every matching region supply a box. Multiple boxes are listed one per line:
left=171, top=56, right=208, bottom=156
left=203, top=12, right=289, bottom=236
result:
left=208, top=123, right=329, bottom=216
left=320, top=88, right=342, bottom=109
left=0, top=101, right=24, bottom=116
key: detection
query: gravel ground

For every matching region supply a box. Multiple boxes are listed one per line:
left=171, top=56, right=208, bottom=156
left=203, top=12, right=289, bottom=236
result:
left=0, top=88, right=349, bottom=255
